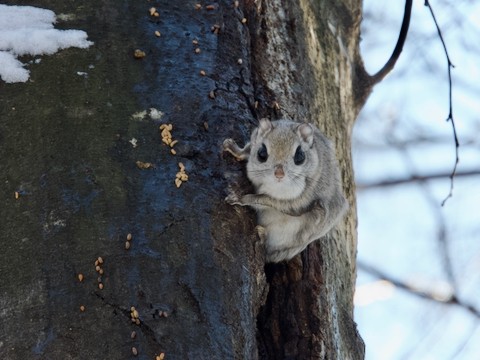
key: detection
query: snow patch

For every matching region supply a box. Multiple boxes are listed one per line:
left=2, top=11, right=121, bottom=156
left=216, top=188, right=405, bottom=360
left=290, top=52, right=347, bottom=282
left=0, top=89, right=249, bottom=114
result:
left=149, top=108, right=164, bottom=120
left=131, top=110, right=148, bottom=120
left=0, top=4, right=93, bottom=83
left=0, top=52, right=29, bottom=83
left=131, top=108, right=165, bottom=121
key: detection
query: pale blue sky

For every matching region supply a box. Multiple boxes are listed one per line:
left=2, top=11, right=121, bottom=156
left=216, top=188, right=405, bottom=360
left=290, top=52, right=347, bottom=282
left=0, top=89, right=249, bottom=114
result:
left=355, top=1, right=480, bottom=359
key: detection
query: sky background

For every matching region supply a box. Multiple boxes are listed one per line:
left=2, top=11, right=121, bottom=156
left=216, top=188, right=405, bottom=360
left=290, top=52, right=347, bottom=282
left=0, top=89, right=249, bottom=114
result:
left=354, top=1, right=480, bottom=359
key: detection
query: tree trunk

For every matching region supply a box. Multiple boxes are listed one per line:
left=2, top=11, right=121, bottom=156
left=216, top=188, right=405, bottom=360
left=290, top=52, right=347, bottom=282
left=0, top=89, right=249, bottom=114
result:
left=0, top=0, right=365, bottom=359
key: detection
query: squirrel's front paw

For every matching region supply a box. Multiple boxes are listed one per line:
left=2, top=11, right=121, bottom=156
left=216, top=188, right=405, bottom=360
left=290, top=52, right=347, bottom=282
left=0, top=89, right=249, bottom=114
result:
left=222, top=138, right=238, bottom=157
left=225, top=191, right=242, bottom=206
left=225, top=186, right=250, bottom=206
left=222, top=138, right=236, bottom=151
left=222, top=138, right=248, bottom=161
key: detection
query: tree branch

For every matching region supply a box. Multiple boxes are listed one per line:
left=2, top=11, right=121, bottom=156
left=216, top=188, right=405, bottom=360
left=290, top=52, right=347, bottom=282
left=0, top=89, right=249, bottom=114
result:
left=358, top=261, right=480, bottom=319
left=419, top=182, right=458, bottom=292
left=370, top=0, right=413, bottom=84
left=357, top=169, right=480, bottom=190
left=424, top=0, right=460, bottom=206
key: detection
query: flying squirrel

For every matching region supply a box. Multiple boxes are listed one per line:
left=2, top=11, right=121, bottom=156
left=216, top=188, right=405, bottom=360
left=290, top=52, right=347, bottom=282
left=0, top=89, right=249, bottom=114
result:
left=223, top=118, right=348, bottom=263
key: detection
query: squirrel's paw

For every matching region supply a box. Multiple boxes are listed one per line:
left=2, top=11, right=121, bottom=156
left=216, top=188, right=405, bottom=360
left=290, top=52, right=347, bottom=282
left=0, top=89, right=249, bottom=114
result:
left=222, top=138, right=247, bottom=161
left=255, top=225, right=267, bottom=243
left=225, top=193, right=242, bottom=206
left=222, top=138, right=236, bottom=150
left=225, top=186, right=244, bottom=206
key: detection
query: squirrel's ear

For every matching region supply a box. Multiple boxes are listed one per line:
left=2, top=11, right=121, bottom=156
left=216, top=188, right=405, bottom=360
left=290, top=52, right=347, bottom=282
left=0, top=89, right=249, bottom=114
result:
left=297, top=123, right=314, bottom=147
left=257, top=118, right=273, bottom=138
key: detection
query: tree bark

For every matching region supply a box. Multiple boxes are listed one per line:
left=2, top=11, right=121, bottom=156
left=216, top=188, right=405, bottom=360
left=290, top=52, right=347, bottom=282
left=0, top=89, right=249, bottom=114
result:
left=250, top=1, right=365, bottom=358
left=0, top=0, right=365, bottom=359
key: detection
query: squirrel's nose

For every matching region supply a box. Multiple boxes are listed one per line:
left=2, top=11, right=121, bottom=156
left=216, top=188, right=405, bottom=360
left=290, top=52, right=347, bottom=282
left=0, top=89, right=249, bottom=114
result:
left=274, top=165, right=284, bottom=179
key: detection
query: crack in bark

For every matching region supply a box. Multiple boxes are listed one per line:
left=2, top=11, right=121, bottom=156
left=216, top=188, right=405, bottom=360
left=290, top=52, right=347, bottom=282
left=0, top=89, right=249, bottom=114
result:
left=92, top=291, right=163, bottom=348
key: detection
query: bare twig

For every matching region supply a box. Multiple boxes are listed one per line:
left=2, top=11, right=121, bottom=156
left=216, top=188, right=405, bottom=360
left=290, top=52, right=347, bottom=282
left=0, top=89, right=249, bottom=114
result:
left=358, top=261, right=480, bottom=319
left=371, top=0, right=413, bottom=83
left=450, top=322, right=480, bottom=359
left=357, top=169, right=480, bottom=190
left=424, top=0, right=460, bottom=206
left=396, top=150, right=458, bottom=294
left=420, top=183, right=458, bottom=292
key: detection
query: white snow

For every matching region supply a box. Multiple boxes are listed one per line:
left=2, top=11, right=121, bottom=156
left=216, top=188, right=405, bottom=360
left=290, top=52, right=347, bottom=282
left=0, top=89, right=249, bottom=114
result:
left=0, top=51, right=29, bottom=83
left=0, top=4, right=93, bottom=83
left=149, top=108, right=164, bottom=120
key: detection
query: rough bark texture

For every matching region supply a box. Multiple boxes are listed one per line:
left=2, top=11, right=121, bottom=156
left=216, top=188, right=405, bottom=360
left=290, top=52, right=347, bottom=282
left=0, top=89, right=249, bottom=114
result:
left=0, top=0, right=364, bottom=359
left=250, top=1, right=364, bottom=358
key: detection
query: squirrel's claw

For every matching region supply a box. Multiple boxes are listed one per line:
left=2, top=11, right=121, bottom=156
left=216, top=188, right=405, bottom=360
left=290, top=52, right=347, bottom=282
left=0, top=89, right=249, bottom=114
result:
left=222, top=138, right=250, bottom=161
left=225, top=186, right=244, bottom=206
left=225, top=193, right=242, bottom=206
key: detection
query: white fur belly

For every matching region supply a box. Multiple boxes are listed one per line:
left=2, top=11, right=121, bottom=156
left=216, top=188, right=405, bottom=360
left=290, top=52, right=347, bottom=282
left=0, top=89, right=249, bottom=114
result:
left=257, top=208, right=302, bottom=252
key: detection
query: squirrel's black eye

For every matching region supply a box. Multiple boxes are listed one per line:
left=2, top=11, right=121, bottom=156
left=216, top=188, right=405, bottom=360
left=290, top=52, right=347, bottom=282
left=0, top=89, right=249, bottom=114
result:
left=294, top=146, right=305, bottom=165
left=257, top=144, right=268, bottom=163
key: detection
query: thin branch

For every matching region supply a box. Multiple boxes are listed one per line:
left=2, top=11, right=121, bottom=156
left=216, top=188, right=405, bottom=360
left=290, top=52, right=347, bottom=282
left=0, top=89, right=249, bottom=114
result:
left=357, top=169, right=480, bottom=190
left=419, top=182, right=458, bottom=293
left=424, top=0, right=460, bottom=206
left=358, top=261, right=480, bottom=319
left=371, top=0, right=413, bottom=83
left=355, top=134, right=479, bottom=150
left=450, top=322, right=480, bottom=359
left=395, top=149, right=458, bottom=294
